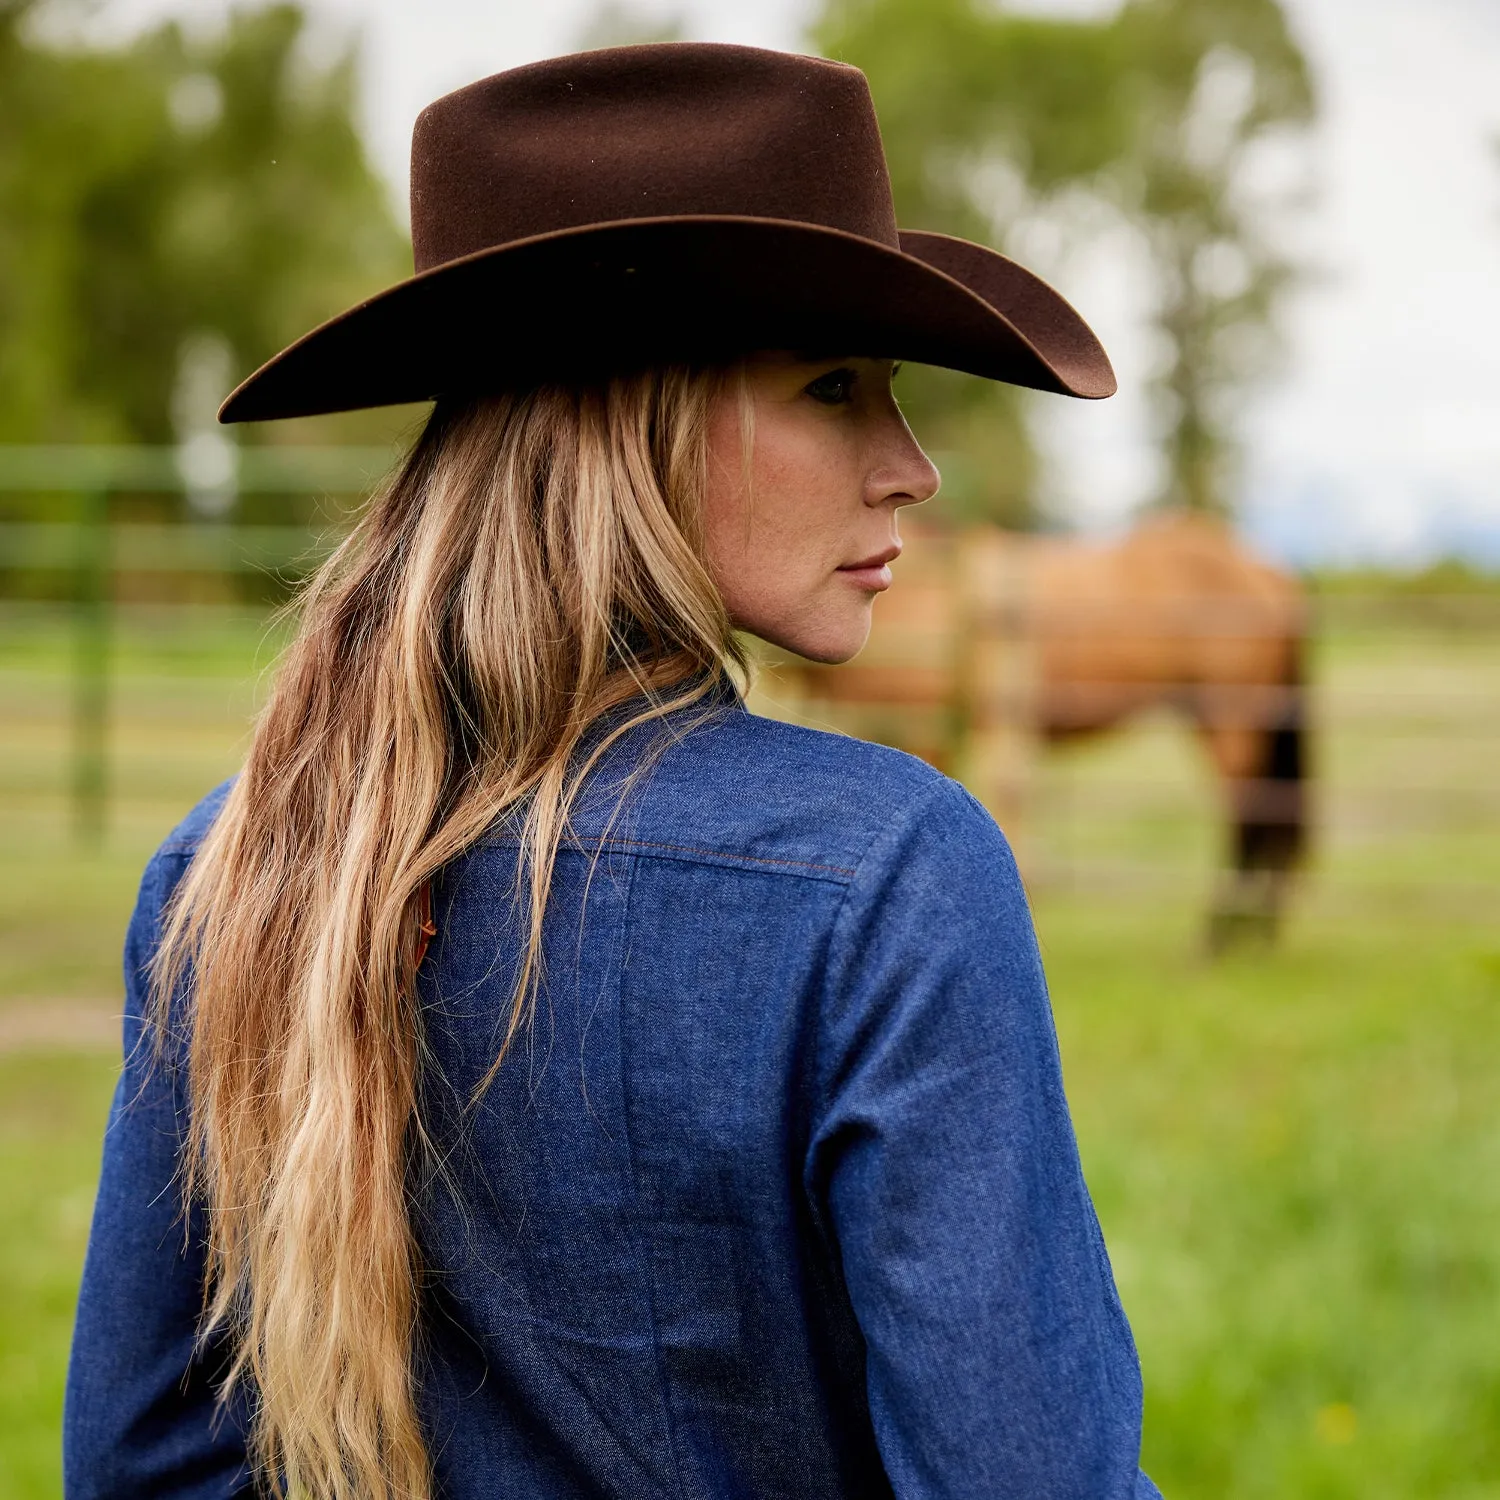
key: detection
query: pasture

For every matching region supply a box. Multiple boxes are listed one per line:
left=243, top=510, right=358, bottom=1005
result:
left=0, top=583, right=1497, bottom=1497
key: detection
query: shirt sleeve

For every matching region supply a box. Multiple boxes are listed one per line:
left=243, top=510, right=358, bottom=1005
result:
left=807, top=777, right=1162, bottom=1500
left=64, top=848, right=252, bottom=1500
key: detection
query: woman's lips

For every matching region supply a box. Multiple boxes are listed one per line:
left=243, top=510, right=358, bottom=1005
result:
left=837, top=563, right=894, bottom=591
left=837, top=546, right=900, bottom=592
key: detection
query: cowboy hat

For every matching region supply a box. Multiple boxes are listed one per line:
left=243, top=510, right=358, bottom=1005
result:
left=219, top=42, right=1115, bottom=423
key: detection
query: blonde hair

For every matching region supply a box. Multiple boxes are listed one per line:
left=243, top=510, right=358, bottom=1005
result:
left=152, top=366, right=745, bottom=1499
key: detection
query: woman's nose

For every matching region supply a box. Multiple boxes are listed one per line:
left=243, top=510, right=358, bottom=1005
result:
left=900, top=445, right=941, bottom=508
left=870, top=430, right=941, bottom=510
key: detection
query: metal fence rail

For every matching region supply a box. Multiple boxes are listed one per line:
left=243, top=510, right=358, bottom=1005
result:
left=0, top=445, right=394, bottom=493
left=0, top=445, right=392, bottom=841
left=3, top=448, right=1498, bottom=897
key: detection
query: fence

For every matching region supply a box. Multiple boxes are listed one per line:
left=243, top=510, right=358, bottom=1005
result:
left=2, top=448, right=1498, bottom=933
left=0, top=445, right=389, bottom=842
left=753, top=522, right=1500, bottom=930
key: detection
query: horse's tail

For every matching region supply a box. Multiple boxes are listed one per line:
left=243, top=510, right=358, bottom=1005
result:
left=1236, top=629, right=1309, bottom=875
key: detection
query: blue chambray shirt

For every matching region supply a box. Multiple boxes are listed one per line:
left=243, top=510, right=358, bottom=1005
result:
left=65, top=687, right=1162, bottom=1499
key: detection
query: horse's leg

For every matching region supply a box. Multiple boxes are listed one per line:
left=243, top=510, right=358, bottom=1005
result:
left=1200, top=688, right=1309, bottom=950
left=1199, top=721, right=1284, bottom=952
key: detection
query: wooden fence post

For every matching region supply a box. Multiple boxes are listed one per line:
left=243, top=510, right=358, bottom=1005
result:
left=954, top=528, right=1035, bottom=852
left=71, top=487, right=110, bottom=846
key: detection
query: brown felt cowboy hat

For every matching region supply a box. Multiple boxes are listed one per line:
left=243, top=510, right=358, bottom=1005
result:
left=219, top=42, right=1115, bottom=423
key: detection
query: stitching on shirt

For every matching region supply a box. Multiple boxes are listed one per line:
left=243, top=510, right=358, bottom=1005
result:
left=810, top=776, right=962, bottom=1113
left=481, top=832, right=858, bottom=880
left=168, top=825, right=861, bottom=879
left=592, top=836, right=857, bottom=878
left=613, top=854, right=694, bottom=1500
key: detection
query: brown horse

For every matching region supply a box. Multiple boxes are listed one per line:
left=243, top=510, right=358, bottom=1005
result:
left=760, top=511, right=1308, bottom=947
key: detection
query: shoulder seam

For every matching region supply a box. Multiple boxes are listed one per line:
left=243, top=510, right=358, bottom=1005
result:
left=809, top=774, right=969, bottom=1109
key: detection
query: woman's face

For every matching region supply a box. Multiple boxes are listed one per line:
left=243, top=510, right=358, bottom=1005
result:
left=701, top=352, right=940, bottom=664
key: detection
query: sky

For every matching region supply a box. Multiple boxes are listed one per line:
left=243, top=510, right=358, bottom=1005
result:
left=57, top=0, right=1500, bottom=566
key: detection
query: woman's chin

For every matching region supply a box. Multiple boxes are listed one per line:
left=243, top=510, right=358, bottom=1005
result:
left=753, top=613, right=872, bottom=666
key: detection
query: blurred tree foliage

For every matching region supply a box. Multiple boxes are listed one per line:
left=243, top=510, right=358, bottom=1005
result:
left=814, top=0, right=1315, bottom=523
left=575, top=1, right=686, bottom=50
left=0, top=0, right=406, bottom=447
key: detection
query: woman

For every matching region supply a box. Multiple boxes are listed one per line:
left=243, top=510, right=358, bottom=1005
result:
left=65, top=42, right=1161, bottom=1500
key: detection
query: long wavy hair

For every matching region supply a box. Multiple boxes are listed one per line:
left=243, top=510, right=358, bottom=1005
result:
left=151, top=366, right=746, bottom=1499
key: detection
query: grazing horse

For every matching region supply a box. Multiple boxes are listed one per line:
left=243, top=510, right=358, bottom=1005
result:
left=761, top=511, right=1308, bottom=948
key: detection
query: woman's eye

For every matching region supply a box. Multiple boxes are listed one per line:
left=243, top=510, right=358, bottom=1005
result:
left=804, top=367, right=859, bottom=405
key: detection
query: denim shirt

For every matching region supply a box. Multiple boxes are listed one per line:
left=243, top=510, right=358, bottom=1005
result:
left=65, top=689, right=1161, bottom=1499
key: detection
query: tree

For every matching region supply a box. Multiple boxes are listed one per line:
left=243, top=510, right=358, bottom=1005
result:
left=1111, top=0, right=1314, bottom=513
left=813, top=0, right=1315, bottom=520
left=574, top=2, right=685, bottom=50
left=0, top=2, right=407, bottom=447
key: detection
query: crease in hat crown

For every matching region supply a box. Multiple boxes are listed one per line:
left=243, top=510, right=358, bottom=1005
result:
left=408, top=43, right=900, bottom=272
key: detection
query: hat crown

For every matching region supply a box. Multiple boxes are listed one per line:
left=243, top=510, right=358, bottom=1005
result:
left=410, top=43, right=900, bottom=274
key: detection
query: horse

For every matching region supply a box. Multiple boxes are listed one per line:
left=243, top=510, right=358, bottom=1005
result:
left=758, top=510, right=1308, bottom=948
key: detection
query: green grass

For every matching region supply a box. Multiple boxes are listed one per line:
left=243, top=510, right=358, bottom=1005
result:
left=1, top=598, right=1498, bottom=1496
left=0, top=1053, right=118, bottom=1498
left=1045, top=902, right=1500, bottom=1498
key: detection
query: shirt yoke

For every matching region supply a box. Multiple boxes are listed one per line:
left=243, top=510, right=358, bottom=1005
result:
left=148, top=701, right=960, bottom=889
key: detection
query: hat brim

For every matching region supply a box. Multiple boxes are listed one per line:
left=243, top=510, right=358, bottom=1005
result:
left=218, top=217, right=1115, bottom=423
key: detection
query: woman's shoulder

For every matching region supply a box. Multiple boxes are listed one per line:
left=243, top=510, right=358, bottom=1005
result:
left=608, top=703, right=1008, bottom=888
left=127, top=779, right=234, bottom=933
left=155, top=778, right=235, bottom=860
left=717, top=704, right=949, bottom=796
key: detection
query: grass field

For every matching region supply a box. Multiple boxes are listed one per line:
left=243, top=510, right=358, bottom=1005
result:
left=1, top=592, right=1497, bottom=1497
